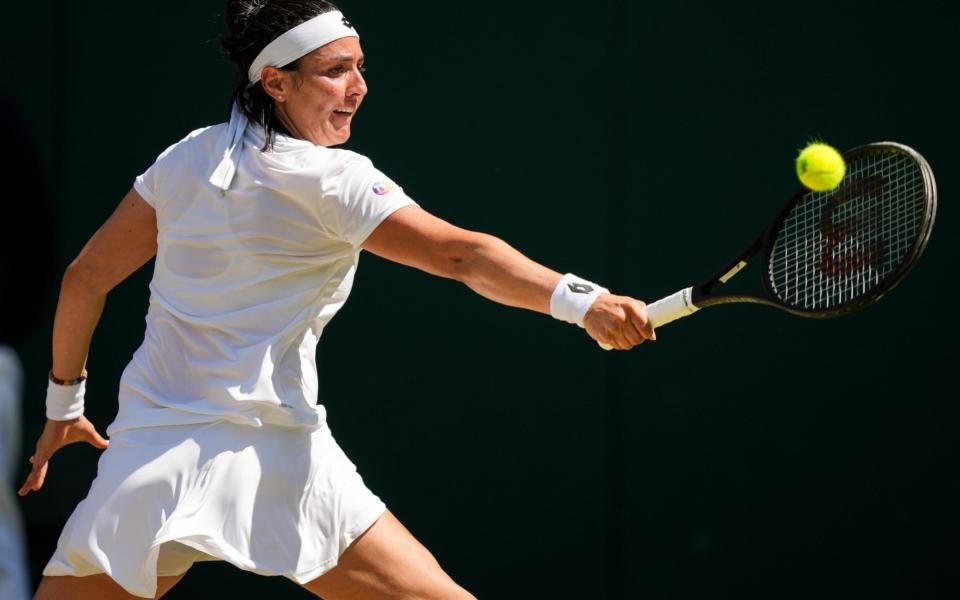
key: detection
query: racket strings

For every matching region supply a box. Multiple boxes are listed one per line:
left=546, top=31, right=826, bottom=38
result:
left=768, top=151, right=926, bottom=311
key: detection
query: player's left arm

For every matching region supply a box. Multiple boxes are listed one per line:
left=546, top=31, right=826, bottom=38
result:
left=51, top=188, right=158, bottom=380
left=19, top=188, right=156, bottom=497
left=361, top=205, right=654, bottom=348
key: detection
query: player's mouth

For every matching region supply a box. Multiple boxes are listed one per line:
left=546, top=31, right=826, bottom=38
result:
left=333, top=108, right=354, bottom=118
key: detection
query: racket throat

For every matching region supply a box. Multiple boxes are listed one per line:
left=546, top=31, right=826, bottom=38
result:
left=718, top=260, right=749, bottom=284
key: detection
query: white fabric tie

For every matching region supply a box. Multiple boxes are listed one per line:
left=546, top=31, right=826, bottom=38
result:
left=210, top=102, right=248, bottom=193
left=210, top=102, right=249, bottom=193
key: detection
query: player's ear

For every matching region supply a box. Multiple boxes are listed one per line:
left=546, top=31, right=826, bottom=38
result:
left=260, top=67, right=289, bottom=102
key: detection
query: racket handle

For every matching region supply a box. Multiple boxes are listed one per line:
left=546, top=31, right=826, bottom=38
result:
left=644, top=287, right=699, bottom=328
left=598, top=287, right=699, bottom=350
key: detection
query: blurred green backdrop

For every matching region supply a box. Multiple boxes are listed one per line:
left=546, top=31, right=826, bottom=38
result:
left=2, top=1, right=957, bottom=598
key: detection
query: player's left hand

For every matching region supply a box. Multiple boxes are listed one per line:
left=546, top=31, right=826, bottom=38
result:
left=18, top=416, right=109, bottom=496
left=583, top=293, right=656, bottom=350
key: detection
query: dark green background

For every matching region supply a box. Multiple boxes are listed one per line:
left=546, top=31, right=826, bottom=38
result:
left=3, top=1, right=957, bottom=598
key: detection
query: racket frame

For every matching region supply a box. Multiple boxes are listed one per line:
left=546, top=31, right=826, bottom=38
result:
left=687, top=141, right=937, bottom=319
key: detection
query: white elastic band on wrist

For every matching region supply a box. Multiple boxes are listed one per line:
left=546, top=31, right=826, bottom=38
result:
left=550, top=273, right=609, bottom=327
left=46, top=379, right=85, bottom=421
left=211, top=11, right=360, bottom=194
left=248, top=11, right=359, bottom=84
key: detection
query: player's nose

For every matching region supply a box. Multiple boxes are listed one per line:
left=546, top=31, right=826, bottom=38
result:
left=347, top=68, right=367, bottom=97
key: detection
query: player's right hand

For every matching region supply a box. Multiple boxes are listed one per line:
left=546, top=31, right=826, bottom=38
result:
left=583, top=293, right=657, bottom=350
left=18, top=417, right=109, bottom=496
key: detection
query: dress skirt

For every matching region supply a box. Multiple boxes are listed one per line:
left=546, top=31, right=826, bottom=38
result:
left=43, top=420, right=385, bottom=599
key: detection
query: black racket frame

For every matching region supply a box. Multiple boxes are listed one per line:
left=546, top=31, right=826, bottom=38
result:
left=688, top=142, right=937, bottom=319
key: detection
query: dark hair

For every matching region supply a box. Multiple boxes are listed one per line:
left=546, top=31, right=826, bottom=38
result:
left=221, top=0, right=340, bottom=149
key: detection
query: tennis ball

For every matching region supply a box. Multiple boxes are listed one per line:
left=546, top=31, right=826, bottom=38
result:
left=795, top=142, right=846, bottom=192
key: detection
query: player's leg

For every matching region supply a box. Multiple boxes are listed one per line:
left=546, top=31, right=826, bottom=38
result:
left=33, top=573, right=186, bottom=600
left=301, top=510, right=475, bottom=600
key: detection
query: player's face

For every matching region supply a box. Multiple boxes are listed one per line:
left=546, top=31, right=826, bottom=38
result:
left=270, top=37, right=367, bottom=147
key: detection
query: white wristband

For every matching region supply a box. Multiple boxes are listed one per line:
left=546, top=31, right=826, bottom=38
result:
left=46, top=379, right=85, bottom=421
left=550, top=273, right=609, bottom=327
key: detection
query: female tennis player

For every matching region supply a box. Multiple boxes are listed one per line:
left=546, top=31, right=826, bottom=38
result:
left=19, top=1, right=655, bottom=598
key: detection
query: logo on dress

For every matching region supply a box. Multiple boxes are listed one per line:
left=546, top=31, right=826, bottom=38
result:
left=372, top=181, right=397, bottom=196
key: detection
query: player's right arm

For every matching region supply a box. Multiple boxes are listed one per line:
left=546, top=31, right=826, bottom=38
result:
left=50, top=189, right=157, bottom=381
left=19, top=188, right=157, bottom=496
left=361, top=205, right=654, bottom=349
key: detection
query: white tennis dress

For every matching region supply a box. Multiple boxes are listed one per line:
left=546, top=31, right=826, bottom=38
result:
left=43, top=121, right=415, bottom=598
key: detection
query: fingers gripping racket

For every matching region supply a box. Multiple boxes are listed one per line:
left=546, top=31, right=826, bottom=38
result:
left=605, top=142, right=937, bottom=346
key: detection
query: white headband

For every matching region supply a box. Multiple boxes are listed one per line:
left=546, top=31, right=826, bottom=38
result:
left=247, top=11, right=359, bottom=84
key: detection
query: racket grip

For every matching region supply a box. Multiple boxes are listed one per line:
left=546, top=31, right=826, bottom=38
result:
left=598, top=287, right=698, bottom=350
left=644, top=287, right=699, bottom=328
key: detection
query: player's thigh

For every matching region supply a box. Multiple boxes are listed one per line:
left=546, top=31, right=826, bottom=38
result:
left=301, top=510, right=475, bottom=600
left=34, top=573, right=185, bottom=600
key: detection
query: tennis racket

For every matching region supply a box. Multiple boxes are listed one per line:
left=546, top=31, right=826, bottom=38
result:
left=602, top=141, right=937, bottom=348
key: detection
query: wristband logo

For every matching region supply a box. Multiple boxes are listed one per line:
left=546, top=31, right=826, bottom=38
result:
left=568, top=282, right=594, bottom=294
left=372, top=181, right=397, bottom=196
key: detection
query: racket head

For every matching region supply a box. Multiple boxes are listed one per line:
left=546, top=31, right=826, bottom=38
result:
left=760, top=142, right=937, bottom=318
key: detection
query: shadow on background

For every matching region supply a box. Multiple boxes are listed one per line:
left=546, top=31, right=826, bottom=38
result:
left=1, top=1, right=956, bottom=598
left=0, top=89, right=56, bottom=599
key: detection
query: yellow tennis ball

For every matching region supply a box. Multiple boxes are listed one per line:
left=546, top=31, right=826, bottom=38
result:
left=796, top=142, right=846, bottom=192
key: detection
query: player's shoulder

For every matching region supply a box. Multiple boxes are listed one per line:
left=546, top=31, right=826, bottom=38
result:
left=289, top=147, right=376, bottom=184
left=317, top=147, right=372, bottom=171
left=153, top=124, right=223, bottom=161
left=185, top=123, right=223, bottom=143
left=176, top=124, right=226, bottom=152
